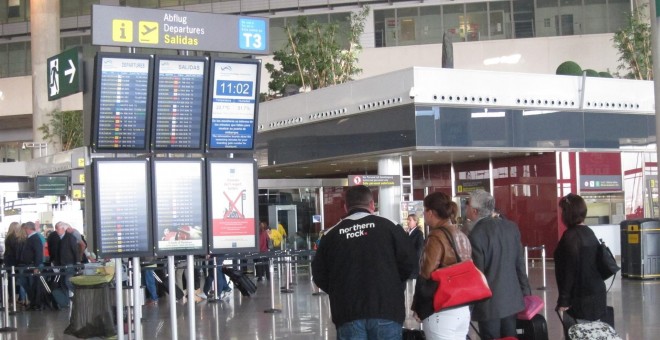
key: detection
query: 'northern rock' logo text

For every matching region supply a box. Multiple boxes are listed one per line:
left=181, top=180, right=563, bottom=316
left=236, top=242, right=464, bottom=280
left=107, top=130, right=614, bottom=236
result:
left=339, top=223, right=375, bottom=239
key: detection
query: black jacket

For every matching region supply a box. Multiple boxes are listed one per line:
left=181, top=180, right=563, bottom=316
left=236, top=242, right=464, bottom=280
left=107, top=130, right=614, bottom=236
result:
left=554, top=225, right=607, bottom=321
left=19, top=233, right=43, bottom=266
left=408, top=227, right=424, bottom=279
left=312, top=209, right=415, bottom=327
left=469, top=216, right=531, bottom=321
left=59, top=233, right=80, bottom=265
left=4, top=235, right=24, bottom=267
left=46, top=232, right=61, bottom=265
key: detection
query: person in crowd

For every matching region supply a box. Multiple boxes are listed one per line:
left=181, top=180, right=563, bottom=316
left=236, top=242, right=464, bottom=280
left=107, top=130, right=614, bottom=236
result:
left=66, top=226, right=87, bottom=263
left=312, top=185, right=415, bottom=340
left=19, top=221, right=44, bottom=311
left=554, top=193, right=607, bottom=334
left=202, top=254, right=232, bottom=300
left=5, top=221, right=27, bottom=306
left=256, top=220, right=271, bottom=281
left=143, top=258, right=159, bottom=306
left=467, top=190, right=531, bottom=339
left=269, top=223, right=283, bottom=250
left=411, top=192, right=473, bottom=339
left=406, top=214, right=424, bottom=280
left=54, top=221, right=80, bottom=295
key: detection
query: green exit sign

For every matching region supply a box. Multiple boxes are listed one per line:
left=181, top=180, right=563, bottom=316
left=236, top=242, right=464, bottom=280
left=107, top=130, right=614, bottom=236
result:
left=47, top=47, right=83, bottom=101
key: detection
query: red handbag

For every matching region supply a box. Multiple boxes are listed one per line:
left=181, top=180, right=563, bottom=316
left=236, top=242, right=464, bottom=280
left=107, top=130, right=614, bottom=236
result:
left=430, top=227, right=492, bottom=312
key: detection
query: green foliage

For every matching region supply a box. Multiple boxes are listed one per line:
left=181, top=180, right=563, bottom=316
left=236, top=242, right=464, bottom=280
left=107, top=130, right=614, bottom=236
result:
left=264, top=7, right=369, bottom=98
left=38, top=110, right=83, bottom=151
left=556, top=61, right=582, bottom=76
left=612, top=5, right=652, bottom=80
left=584, top=69, right=599, bottom=77
left=598, top=71, right=613, bottom=78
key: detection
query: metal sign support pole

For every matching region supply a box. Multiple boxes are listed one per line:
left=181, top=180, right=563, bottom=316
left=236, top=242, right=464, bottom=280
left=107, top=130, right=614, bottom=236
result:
left=167, top=256, right=178, bottom=340
left=115, top=258, right=124, bottom=340
left=132, top=257, right=142, bottom=339
left=187, top=255, right=196, bottom=340
left=0, top=270, right=17, bottom=332
left=264, top=257, right=281, bottom=313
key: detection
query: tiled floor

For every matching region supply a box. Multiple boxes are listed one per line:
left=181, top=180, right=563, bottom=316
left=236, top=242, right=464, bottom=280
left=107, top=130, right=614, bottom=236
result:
left=0, top=262, right=658, bottom=339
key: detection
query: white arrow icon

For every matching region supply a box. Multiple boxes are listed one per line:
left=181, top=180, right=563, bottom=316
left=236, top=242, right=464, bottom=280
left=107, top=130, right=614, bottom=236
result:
left=64, top=59, right=76, bottom=84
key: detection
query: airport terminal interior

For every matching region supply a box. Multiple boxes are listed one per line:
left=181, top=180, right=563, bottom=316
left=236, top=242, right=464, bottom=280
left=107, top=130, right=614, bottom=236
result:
left=0, top=262, right=655, bottom=340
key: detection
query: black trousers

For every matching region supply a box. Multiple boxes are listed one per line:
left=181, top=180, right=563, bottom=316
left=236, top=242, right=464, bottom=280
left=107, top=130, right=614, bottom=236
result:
left=477, top=313, right=517, bottom=339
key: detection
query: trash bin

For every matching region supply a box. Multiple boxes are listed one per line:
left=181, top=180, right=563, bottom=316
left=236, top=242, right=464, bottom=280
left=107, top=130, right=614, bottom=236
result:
left=64, top=274, right=116, bottom=338
left=620, top=218, right=660, bottom=279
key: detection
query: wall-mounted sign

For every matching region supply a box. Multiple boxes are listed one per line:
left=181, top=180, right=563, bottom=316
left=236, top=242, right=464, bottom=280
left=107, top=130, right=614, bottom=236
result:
left=581, top=175, right=623, bottom=191
left=456, top=179, right=491, bottom=193
left=348, top=175, right=401, bottom=187
left=47, top=47, right=83, bottom=101
left=36, top=176, right=69, bottom=196
left=92, top=5, right=269, bottom=54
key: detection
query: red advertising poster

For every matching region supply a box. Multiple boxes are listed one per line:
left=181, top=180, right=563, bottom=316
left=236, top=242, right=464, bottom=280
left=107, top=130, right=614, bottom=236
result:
left=208, top=160, right=257, bottom=252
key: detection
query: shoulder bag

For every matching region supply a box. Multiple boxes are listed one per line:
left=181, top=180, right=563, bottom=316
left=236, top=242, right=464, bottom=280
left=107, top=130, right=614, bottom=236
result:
left=596, top=238, right=620, bottom=281
left=430, top=227, right=492, bottom=312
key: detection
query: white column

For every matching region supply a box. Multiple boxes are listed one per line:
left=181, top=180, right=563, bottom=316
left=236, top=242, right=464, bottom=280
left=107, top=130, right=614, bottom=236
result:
left=378, top=156, right=402, bottom=222
left=30, top=0, right=61, bottom=154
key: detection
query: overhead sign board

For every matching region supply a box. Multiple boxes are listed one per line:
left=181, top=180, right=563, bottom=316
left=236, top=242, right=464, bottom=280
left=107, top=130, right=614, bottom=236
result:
left=91, top=5, right=269, bottom=54
left=348, top=175, right=401, bottom=187
left=47, top=47, right=83, bottom=101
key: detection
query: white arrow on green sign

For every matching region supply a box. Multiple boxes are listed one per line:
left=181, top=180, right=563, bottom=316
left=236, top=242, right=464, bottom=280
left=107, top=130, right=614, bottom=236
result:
left=47, top=47, right=83, bottom=101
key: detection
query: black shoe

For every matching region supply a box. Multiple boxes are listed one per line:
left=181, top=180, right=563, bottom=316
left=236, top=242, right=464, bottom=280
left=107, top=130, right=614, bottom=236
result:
left=257, top=277, right=263, bottom=282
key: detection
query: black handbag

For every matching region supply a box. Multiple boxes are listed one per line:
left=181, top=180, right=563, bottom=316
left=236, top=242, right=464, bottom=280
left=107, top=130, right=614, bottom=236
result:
left=596, top=239, right=620, bottom=280
left=402, top=328, right=426, bottom=340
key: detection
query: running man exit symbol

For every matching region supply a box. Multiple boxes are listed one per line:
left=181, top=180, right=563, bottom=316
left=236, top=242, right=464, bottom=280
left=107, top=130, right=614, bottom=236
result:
left=112, top=19, right=133, bottom=42
left=139, top=21, right=159, bottom=44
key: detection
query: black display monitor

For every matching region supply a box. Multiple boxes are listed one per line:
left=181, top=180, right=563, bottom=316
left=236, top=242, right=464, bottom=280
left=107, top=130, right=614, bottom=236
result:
left=152, top=56, right=208, bottom=152
left=206, top=58, right=261, bottom=151
left=35, top=175, right=69, bottom=196
left=93, top=158, right=153, bottom=258
left=207, top=159, right=259, bottom=253
left=152, top=159, right=207, bottom=256
left=92, top=52, right=153, bottom=153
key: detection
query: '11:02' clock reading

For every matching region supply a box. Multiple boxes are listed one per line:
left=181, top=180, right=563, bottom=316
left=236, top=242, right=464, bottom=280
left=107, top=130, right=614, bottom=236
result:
left=215, top=80, right=254, bottom=97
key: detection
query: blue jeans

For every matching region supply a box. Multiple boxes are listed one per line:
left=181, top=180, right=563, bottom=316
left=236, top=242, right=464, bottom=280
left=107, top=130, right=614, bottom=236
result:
left=336, top=319, right=402, bottom=340
left=203, top=256, right=230, bottom=294
left=144, top=269, right=158, bottom=301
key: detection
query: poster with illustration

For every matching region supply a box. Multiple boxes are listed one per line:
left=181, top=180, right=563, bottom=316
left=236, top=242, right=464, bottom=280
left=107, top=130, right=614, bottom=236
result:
left=208, top=159, right=258, bottom=252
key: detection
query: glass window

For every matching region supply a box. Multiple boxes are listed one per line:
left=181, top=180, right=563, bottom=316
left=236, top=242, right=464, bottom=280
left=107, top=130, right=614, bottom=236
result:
left=329, top=12, right=352, bottom=49
left=513, top=0, right=535, bottom=38
left=0, top=44, right=8, bottom=78
left=374, top=9, right=395, bottom=47
left=0, top=0, right=8, bottom=24
left=307, top=14, right=328, bottom=24
left=419, top=6, right=442, bottom=45
left=536, top=0, right=559, bottom=37
left=608, top=0, right=631, bottom=33
left=397, top=7, right=418, bottom=46
left=513, top=110, right=585, bottom=148
left=583, top=0, right=607, bottom=33
left=159, top=0, right=180, bottom=7
left=559, top=0, right=582, bottom=35
left=7, top=0, right=26, bottom=23
left=443, top=4, right=465, bottom=42
left=62, top=36, right=82, bottom=51
left=270, top=17, right=287, bottom=52
left=489, top=1, right=513, bottom=40
left=8, top=42, right=27, bottom=77
left=465, top=2, right=488, bottom=41
left=62, top=0, right=80, bottom=17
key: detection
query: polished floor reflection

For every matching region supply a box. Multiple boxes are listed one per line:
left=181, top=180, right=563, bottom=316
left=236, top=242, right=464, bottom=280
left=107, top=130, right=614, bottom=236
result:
left=0, top=263, right=658, bottom=339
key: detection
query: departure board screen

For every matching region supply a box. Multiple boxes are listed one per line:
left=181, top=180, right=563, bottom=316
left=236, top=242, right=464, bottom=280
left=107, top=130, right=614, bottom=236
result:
left=152, top=159, right=207, bottom=256
left=207, top=58, right=260, bottom=150
left=152, top=56, right=208, bottom=151
left=93, top=159, right=153, bottom=258
left=93, top=53, right=153, bottom=152
left=207, top=159, right=258, bottom=253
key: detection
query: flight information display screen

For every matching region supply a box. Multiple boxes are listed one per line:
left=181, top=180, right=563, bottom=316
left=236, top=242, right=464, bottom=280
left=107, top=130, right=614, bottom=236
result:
left=152, top=56, right=208, bottom=151
left=153, top=159, right=207, bottom=256
left=93, top=53, right=153, bottom=152
left=207, top=58, right=260, bottom=150
left=93, top=159, right=153, bottom=258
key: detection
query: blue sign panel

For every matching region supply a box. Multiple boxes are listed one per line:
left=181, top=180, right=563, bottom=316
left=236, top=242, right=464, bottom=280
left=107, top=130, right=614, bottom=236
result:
left=238, top=18, right=267, bottom=51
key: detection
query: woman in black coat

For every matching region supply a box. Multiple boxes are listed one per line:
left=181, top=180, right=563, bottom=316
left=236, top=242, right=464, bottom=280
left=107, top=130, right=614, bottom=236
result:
left=554, top=194, right=607, bottom=327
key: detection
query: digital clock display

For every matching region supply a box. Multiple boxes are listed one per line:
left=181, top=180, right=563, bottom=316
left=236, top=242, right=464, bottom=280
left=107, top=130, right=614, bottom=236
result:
left=216, top=80, right=253, bottom=97
left=207, top=58, right=261, bottom=150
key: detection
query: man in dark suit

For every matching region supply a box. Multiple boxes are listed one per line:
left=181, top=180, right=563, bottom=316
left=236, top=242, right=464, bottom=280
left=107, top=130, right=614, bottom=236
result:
left=467, top=190, right=531, bottom=339
left=55, top=222, right=80, bottom=295
left=19, top=221, right=44, bottom=311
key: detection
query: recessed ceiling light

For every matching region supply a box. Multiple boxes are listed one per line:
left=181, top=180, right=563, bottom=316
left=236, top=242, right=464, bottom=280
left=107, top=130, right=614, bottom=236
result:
left=468, top=155, right=475, bottom=158
left=330, top=163, right=337, bottom=166
left=426, top=160, right=433, bottom=162
left=335, top=169, right=341, bottom=172
left=275, top=169, right=282, bottom=172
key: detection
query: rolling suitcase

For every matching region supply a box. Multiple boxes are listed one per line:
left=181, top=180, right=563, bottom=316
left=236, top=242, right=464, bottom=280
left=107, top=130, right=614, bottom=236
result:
left=222, top=267, right=257, bottom=297
left=516, top=314, right=549, bottom=340
left=153, top=270, right=184, bottom=300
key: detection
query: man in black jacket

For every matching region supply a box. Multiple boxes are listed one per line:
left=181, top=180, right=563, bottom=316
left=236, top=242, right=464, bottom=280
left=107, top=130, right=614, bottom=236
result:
left=54, top=222, right=80, bottom=295
left=312, top=185, right=415, bottom=339
left=19, top=221, right=44, bottom=311
left=467, top=190, right=531, bottom=339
